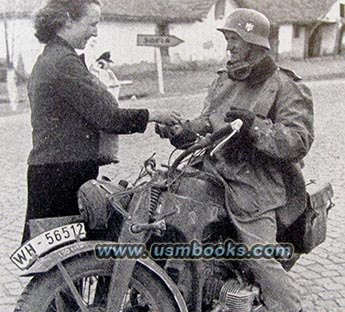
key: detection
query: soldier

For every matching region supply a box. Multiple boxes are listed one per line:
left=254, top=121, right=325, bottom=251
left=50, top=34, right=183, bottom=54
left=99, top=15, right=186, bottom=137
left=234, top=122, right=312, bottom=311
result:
left=157, top=8, right=313, bottom=312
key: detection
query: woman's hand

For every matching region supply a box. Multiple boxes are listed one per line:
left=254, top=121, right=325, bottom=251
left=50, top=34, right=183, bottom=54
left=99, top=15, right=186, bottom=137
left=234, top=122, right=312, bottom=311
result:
left=155, top=121, right=198, bottom=149
left=148, top=109, right=183, bottom=126
left=155, top=124, right=184, bottom=139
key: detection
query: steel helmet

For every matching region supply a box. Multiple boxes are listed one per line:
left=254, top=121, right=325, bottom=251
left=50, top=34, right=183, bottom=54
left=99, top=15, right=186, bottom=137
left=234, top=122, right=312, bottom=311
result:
left=217, top=8, right=271, bottom=50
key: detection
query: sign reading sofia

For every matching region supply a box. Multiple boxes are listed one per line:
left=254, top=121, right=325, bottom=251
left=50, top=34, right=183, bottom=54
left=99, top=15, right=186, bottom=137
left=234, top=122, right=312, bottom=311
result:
left=137, top=34, right=184, bottom=47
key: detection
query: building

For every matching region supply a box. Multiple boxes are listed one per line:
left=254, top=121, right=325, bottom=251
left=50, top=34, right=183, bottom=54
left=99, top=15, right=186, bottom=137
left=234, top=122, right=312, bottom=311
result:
left=0, top=0, right=343, bottom=74
left=238, top=0, right=345, bottom=59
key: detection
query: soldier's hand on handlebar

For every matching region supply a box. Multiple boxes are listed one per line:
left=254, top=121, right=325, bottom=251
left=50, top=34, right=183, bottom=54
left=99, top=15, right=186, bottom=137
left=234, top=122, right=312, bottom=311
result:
left=170, top=127, right=198, bottom=149
left=155, top=124, right=175, bottom=138
left=224, top=107, right=255, bottom=134
left=149, top=109, right=183, bottom=126
left=155, top=121, right=198, bottom=149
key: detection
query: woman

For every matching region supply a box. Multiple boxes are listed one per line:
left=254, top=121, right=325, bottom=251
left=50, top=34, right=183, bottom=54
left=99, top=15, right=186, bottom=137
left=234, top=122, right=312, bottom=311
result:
left=22, top=0, right=181, bottom=243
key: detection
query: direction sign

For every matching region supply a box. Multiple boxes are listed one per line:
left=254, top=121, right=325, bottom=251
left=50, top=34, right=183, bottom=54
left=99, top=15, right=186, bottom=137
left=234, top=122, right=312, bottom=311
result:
left=137, top=34, right=184, bottom=48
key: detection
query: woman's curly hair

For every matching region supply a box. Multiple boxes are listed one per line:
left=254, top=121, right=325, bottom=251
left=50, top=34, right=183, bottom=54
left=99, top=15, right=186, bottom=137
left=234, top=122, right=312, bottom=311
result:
left=34, top=0, right=101, bottom=44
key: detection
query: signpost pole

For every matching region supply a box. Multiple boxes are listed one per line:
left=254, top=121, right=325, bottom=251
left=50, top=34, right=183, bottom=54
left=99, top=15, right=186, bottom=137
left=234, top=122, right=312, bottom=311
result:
left=155, top=48, right=165, bottom=95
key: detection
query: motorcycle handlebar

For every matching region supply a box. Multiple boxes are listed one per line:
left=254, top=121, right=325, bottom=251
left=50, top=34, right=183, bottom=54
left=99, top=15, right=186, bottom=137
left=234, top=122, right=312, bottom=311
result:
left=170, top=120, right=242, bottom=172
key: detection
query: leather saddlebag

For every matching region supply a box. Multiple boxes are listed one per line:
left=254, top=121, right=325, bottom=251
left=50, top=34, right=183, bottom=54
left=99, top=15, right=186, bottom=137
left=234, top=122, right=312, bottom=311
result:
left=278, top=182, right=334, bottom=271
left=303, top=182, right=334, bottom=253
left=279, top=182, right=334, bottom=255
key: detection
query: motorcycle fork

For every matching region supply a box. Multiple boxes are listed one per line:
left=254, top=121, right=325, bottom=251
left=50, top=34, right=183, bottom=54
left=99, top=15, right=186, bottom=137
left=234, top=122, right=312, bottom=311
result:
left=56, top=261, right=89, bottom=312
left=106, top=259, right=136, bottom=312
left=106, top=190, right=152, bottom=312
left=106, top=228, right=149, bottom=311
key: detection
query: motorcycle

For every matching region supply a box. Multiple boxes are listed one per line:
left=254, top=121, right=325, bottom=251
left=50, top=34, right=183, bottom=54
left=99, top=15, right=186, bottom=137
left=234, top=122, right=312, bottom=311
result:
left=11, top=122, right=334, bottom=312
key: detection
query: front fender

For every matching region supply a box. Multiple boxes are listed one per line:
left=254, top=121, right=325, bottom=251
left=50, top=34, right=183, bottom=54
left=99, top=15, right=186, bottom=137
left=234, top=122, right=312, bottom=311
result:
left=21, top=240, right=99, bottom=276
left=22, top=241, right=188, bottom=312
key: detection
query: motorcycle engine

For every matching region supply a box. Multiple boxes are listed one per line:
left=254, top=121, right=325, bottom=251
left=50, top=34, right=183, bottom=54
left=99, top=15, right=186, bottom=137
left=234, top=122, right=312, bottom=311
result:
left=202, top=260, right=230, bottom=307
left=218, top=279, right=260, bottom=312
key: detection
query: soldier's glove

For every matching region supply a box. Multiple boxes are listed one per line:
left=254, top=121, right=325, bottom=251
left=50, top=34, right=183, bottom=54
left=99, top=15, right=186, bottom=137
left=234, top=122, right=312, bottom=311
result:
left=155, top=124, right=175, bottom=139
left=155, top=123, right=198, bottom=149
left=224, top=107, right=255, bottom=135
left=170, top=126, right=198, bottom=149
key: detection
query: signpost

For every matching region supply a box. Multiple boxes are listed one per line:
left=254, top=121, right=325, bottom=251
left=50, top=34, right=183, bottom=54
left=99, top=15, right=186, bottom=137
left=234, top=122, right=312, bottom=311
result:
left=137, top=34, right=184, bottom=95
left=137, top=35, right=184, bottom=48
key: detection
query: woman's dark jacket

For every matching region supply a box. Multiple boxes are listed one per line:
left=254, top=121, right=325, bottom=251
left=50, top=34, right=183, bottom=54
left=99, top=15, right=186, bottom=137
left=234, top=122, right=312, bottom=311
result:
left=28, top=36, right=149, bottom=165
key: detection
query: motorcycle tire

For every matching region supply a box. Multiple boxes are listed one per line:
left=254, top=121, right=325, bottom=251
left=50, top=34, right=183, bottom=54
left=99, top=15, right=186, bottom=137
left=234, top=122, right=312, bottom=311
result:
left=14, top=252, right=180, bottom=312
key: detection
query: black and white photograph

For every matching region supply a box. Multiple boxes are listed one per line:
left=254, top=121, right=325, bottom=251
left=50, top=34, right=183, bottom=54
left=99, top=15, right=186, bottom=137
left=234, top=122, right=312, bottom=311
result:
left=0, top=0, right=344, bottom=311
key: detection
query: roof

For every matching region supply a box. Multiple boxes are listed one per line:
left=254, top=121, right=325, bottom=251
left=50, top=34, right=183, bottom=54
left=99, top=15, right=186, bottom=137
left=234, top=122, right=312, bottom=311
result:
left=0, top=0, right=42, bottom=17
left=0, top=0, right=215, bottom=23
left=0, top=0, right=338, bottom=24
left=101, top=0, right=215, bottom=22
left=235, top=0, right=338, bottom=25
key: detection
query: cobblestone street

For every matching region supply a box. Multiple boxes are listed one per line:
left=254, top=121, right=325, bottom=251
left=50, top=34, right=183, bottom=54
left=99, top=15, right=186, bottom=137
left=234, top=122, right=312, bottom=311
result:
left=0, top=79, right=344, bottom=311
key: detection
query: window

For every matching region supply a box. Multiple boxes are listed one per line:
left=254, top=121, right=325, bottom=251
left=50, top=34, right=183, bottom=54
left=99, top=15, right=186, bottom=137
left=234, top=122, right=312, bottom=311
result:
left=215, top=0, right=226, bottom=20
left=340, top=3, right=345, bottom=18
left=293, top=24, right=301, bottom=38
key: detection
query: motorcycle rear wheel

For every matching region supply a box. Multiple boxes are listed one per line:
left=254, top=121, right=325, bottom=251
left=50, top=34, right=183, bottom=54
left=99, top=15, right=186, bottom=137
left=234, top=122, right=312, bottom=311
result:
left=15, top=252, right=179, bottom=312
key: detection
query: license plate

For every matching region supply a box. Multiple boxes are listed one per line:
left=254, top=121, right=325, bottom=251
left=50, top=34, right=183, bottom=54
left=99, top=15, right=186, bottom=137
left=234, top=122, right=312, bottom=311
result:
left=10, top=222, right=86, bottom=270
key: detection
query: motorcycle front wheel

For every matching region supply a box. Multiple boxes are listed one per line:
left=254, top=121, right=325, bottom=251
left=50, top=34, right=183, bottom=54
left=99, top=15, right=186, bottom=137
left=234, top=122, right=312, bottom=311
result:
left=15, top=252, right=179, bottom=312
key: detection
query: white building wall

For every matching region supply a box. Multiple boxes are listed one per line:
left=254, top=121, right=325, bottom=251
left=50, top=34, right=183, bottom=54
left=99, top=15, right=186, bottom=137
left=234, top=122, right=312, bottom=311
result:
left=324, top=0, right=345, bottom=22
left=278, top=24, right=293, bottom=55
left=320, top=23, right=338, bottom=55
left=0, top=22, right=5, bottom=61
left=169, top=0, right=238, bottom=63
left=0, top=19, right=43, bottom=73
left=291, top=26, right=307, bottom=59
left=0, top=19, right=156, bottom=72
left=83, top=21, right=156, bottom=66
left=322, top=0, right=344, bottom=55
left=1, top=15, right=230, bottom=72
left=169, top=21, right=226, bottom=63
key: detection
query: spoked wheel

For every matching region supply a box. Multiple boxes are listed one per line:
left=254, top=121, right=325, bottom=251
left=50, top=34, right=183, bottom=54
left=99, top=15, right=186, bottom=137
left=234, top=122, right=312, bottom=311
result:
left=15, top=253, right=179, bottom=312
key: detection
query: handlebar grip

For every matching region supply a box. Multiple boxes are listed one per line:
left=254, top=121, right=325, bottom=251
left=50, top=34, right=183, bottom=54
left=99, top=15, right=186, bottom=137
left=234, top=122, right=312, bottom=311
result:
left=209, top=119, right=242, bottom=143
left=170, top=122, right=240, bottom=172
left=208, top=125, right=234, bottom=143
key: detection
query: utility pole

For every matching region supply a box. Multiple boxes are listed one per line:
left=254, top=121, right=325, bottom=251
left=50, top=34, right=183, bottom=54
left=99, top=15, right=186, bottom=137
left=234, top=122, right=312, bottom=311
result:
left=3, top=11, right=13, bottom=68
left=3, top=10, right=18, bottom=111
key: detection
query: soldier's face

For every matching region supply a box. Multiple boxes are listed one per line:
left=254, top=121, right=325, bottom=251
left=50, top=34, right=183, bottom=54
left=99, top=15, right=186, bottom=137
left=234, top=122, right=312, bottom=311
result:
left=224, top=32, right=252, bottom=63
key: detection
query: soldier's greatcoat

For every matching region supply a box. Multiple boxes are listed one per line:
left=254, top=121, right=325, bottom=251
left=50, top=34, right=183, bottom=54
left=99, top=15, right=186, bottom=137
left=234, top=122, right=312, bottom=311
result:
left=189, top=56, right=314, bottom=228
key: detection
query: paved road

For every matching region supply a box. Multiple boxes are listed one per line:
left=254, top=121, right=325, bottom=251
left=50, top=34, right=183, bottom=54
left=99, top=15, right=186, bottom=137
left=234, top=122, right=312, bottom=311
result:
left=0, top=79, right=344, bottom=311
